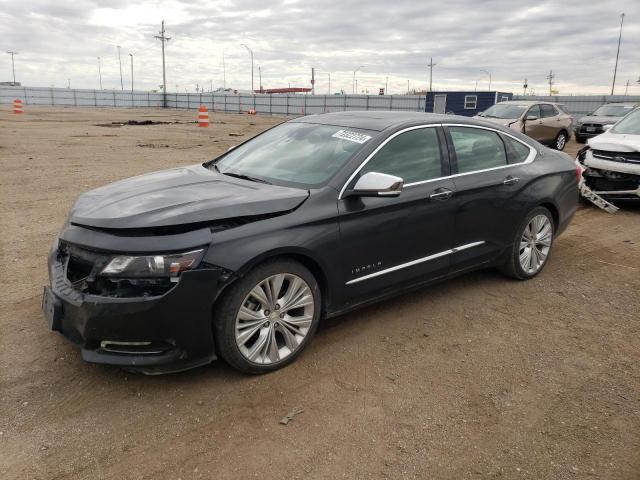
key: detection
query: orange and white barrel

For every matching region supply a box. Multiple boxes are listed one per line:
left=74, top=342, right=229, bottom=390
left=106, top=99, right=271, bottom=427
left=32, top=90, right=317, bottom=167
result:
left=198, top=105, right=209, bottom=127
left=13, top=98, right=23, bottom=114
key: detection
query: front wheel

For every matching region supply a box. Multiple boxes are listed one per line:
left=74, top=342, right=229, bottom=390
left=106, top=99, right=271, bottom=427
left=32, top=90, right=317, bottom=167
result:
left=554, top=131, right=568, bottom=150
left=500, top=207, right=554, bottom=280
left=213, top=259, right=321, bottom=374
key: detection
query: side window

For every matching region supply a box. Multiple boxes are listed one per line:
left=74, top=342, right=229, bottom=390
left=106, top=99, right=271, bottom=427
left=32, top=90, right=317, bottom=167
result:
left=502, top=135, right=532, bottom=164
left=527, top=105, right=541, bottom=119
left=359, top=128, right=442, bottom=184
left=464, top=95, right=478, bottom=109
left=540, top=104, right=557, bottom=118
left=449, top=127, right=508, bottom=174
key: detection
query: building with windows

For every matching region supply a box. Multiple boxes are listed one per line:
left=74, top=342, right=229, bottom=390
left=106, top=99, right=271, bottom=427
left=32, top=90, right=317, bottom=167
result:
left=425, top=91, right=512, bottom=116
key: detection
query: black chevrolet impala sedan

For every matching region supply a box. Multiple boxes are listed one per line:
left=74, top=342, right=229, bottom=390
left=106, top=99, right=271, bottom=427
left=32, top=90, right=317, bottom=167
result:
left=43, top=112, right=579, bottom=374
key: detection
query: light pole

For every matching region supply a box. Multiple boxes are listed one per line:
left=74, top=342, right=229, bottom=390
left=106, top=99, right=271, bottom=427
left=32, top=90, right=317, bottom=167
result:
left=6, top=51, right=18, bottom=84
left=328, top=73, right=331, bottom=94
left=611, top=13, right=625, bottom=95
left=97, top=57, right=103, bottom=89
left=258, top=65, right=262, bottom=92
left=240, top=43, right=254, bottom=91
left=117, top=45, right=124, bottom=90
left=129, top=53, right=134, bottom=91
left=480, top=69, right=492, bottom=91
left=353, top=66, right=364, bottom=94
left=222, top=49, right=226, bottom=89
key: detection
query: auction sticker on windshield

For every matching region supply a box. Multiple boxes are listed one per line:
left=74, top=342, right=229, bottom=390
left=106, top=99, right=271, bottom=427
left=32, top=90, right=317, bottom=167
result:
left=332, top=130, right=372, bottom=144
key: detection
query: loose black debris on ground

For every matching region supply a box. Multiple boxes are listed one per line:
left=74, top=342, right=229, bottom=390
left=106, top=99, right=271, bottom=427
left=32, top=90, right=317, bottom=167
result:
left=95, top=120, right=187, bottom=127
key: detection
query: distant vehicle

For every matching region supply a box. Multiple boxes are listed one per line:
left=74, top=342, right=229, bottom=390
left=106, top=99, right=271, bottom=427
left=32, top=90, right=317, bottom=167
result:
left=577, top=107, right=640, bottom=201
left=574, top=103, right=639, bottom=143
left=43, top=112, right=579, bottom=374
left=476, top=100, right=573, bottom=151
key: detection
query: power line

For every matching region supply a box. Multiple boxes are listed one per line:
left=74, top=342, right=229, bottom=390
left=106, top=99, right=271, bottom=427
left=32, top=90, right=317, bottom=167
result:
left=546, top=70, right=555, bottom=96
left=6, top=51, right=18, bottom=84
left=427, top=57, right=436, bottom=92
left=611, top=12, right=625, bottom=95
left=117, top=45, right=123, bottom=90
left=154, top=20, right=171, bottom=107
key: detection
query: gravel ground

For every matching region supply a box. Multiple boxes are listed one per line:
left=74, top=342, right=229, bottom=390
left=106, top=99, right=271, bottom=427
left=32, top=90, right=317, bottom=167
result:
left=1, top=106, right=639, bottom=480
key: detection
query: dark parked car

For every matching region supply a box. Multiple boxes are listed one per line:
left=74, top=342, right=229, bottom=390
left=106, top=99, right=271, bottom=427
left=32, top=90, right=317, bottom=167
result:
left=43, top=112, right=579, bottom=374
left=574, top=102, right=639, bottom=143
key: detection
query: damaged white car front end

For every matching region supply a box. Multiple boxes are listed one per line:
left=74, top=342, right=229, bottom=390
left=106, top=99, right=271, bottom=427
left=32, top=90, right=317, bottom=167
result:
left=577, top=108, right=640, bottom=205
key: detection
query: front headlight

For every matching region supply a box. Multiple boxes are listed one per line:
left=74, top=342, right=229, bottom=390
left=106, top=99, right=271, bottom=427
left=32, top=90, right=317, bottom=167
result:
left=100, top=249, right=205, bottom=279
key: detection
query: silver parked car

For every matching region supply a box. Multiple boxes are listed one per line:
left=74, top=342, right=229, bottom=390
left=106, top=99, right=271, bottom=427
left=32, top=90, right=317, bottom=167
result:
left=574, top=103, right=639, bottom=143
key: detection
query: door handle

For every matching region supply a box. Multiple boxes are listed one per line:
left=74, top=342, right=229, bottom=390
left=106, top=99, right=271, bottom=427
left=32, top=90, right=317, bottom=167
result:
left=430, top=188, right=453, bottom=201
left=503, top=176, right=520, bottom=186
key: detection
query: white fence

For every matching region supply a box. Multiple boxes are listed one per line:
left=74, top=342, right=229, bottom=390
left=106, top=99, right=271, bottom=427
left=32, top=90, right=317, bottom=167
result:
left=0, top=86, right=427, bottom=115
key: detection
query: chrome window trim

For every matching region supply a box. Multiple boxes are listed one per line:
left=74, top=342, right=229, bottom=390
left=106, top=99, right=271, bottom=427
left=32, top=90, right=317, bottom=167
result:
left=338, top=124, right=442, bottom=199
left=338, top=123, right=537, bottom=197
left=345, top=241, right=485, bottom=285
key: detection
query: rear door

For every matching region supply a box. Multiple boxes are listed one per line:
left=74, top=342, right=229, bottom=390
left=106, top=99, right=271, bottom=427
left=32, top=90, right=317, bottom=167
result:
left=443, top=125, right=536, bottom=273
left=338, top=125, right=456, bottom=303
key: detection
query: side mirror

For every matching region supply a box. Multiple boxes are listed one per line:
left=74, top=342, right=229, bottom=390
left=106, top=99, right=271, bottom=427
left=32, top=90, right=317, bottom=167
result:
left=602, top=124, right=613, bottom=132
left=525, top=115, right=538, bottom=121
left=347, top=172, right=403, bottom=198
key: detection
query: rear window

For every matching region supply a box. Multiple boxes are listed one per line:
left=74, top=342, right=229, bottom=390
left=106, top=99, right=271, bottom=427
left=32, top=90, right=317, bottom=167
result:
left=502, top=135, right=532, bottom=164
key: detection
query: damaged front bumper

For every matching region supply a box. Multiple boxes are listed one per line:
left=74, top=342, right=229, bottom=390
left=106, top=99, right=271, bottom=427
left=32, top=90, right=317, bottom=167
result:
left=43, top=238, right=231, bottom=374
left=578, top=149, right=640, bottom=201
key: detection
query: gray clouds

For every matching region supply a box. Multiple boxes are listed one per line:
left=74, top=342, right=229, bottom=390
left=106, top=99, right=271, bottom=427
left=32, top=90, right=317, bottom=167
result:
left=1, top=0, right=639, bottom=94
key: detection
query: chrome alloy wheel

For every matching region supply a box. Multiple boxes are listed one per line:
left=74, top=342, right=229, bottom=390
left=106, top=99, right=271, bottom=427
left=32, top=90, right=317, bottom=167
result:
left=556, top=133, right=567, bottom=150
left=235, top=273, right=315, bottom=364
left=519, top=214, right=553, bottom=274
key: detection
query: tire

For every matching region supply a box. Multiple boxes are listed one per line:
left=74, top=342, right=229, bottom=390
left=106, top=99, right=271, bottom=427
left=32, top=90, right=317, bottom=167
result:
left=553, top=131, right=568, bottom=150
left=499, top=206, right=555, bottom=280
left=213, top=259, right=321, bottom=374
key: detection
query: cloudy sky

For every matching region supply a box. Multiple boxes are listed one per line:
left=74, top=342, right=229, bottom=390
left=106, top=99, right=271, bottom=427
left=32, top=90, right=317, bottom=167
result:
left=1, top=0, right=639, bottom=95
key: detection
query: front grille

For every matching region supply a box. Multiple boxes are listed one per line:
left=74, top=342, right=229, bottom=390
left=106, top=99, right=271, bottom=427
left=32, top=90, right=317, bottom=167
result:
left=592, top=150, right=640, bottom=164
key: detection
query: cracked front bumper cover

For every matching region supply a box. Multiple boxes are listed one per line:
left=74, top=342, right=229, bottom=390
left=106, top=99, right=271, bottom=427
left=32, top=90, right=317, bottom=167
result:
left=45, top=249, right=229, bottom=374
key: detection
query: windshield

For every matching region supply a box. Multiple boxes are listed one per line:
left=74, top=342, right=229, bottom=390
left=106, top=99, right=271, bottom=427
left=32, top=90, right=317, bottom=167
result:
left=212, top=122, right=375, bottom=187
left=611, top=108, right=640, bottom=135
left=481, top=104, right=527, bottom=119
left=592, top=105, right=636, bottom=117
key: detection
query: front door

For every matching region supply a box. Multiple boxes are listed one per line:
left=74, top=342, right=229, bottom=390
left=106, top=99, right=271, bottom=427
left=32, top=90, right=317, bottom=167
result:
left=434, top=95, right=447, bottom=114
left=522, top=104, right=545, bottom=141
left=338, top=126, right=455, bottom=303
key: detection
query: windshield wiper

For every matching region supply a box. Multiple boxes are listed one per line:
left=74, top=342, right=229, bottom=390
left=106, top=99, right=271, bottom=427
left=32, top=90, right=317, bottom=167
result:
left=221, top=171, right=272, bottom=185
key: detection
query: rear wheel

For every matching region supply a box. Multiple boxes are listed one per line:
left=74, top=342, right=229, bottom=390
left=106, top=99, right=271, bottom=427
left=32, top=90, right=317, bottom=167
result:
left=554, top=131, right=568, bottom=150
left=500, top=206, right=554, bottom=280
left=213, top=259, right=321, bottom=374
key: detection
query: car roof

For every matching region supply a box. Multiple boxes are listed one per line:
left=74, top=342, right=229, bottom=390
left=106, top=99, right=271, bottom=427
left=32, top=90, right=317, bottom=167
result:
left=292, top=111, right=449, bottom=132
left=496, top=100, right=560, bottom=106
left=601, top=102, right=639, bottom=107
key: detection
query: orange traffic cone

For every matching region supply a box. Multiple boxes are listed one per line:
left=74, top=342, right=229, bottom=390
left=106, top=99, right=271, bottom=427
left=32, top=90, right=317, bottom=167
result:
left=198, top=105, right=209, bottom=127
left=13, top=98, right=23, bottom=114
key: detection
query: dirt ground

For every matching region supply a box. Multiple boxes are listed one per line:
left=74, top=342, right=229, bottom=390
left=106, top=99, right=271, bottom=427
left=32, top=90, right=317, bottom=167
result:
left=1, top=106, right=639, bottom=480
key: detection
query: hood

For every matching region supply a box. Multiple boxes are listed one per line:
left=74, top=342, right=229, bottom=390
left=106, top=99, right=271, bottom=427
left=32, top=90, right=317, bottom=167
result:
left=476, top=116, right=520, bottom=128
left=70, top=164, right=309, bottom=229
left=587, top=132, right=640, bottom=152
left=577, top=115, right=620, bottom=125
